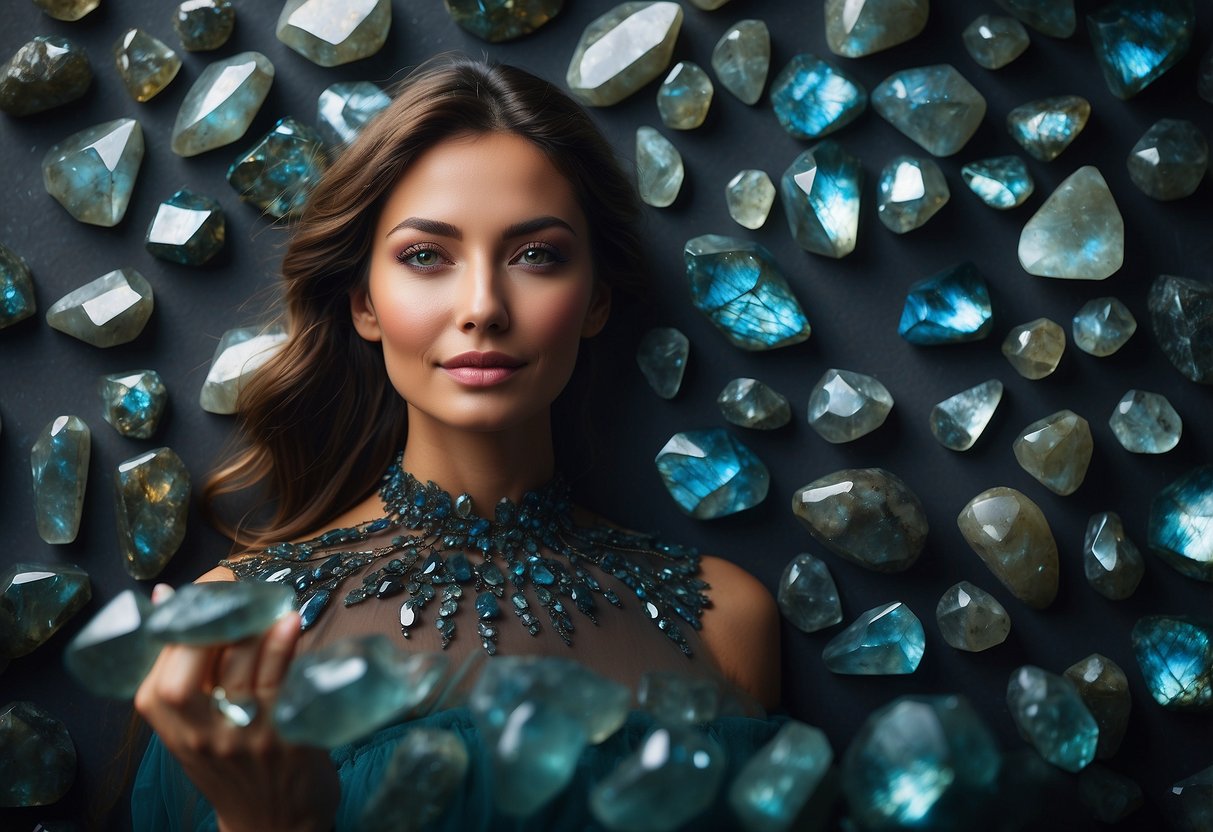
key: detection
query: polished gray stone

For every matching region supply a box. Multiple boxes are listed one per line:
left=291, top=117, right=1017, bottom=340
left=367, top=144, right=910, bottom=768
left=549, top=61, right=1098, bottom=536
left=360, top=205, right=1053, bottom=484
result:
left=46, top=269, right=153, bottom=348
left=566, top=2, right=683, bottom=106
left=31, top=416, right=90, bottom=545
left=276, top=0, right=391, bottom=67
left=777, top=552, right=842, bottom=633
left=43, top=119, right=144, bottom=227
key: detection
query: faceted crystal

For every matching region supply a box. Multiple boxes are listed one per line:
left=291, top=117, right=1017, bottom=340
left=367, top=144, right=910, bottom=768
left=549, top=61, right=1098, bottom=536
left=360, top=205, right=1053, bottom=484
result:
left=963, top=15, right=1030, bottom=69
left=936, top=581, right=1011, bottom=651
left=43, top=119, right=144, bottom=227
left=1007, top=95, right=1089, bottom=162
left=635, top=126, right=683, bottom=208
left=683, top=235, right=810, bottom=350
left=1109, top=390, right=1181, bottom=454
left=46, top=268, right=153, bottom=348
left=791, top=468, right=928, bottom=572
left=0, top=36, right=92, bottom=117
left=1083, top=512, right=1144, bottom=600
left=962, top=156, right=1034, bottom=209
left=1078, top=765, right=1143, bottom=823
left=711, top=20, right=769, bottom=106
left=32, top=0, right=98, bottom=21
left=930, top=379, right=1003, bottom=451
left=0, top=702, right=75, bottom=807
left=1131, top=616, right=1211, bottom=710
left=115, top=448, right=191, bottom=580
left=777, top=552, right=842, bottom=634
left=145, top=581, right=297, bottom=645
left=64, top=590, right=158, bottom=699
left=1018, top=166, right=1123, bottom=279
left=1165, top=767, right=1213, bottom=830
left=729, top=721, right=832, bottom=832
left=146, top=189, right=225, bottom=266
left=957, top=487, right=1059, bottom=608
left=566, top=2, right=683, bottom=107
left=717, top=377, right=790, bottom=430
left=445, top=0, right=561, bottom=42
left=487, top=700, right=587, bottom=816
left=769, top=53, right=867, bottom=141
left=1148, top=466, right=1213, bottom=581
left=200, top=325, right=289, bottom=414
left=175, top=0, right=236, bottom=51
left=0, top=244, right=36, bottom=329
left=99, top=370, right=167, bottom=439
left=871, top=65, right=987, bottom=157
left=823, top=602, right=924, bottom=675
left=0, top=563, right=90, bottom=658
left=1007, top=666, right=1099, bottom=772
left=1088, top=0, right=1194, bottom=99
left=636, top=327, right=688, bottom=399
left=780, top=141, right=862, bottom=258
left=171, top=52, right=274, bottom=157
left=637, top=672, right=720, bottom=724
left=1127, top=119, right=1208, bottom=201
left=1002, top=317, right=1065, bottom=379
left=227, top=117, right=328, bottom=219
left=877, top=155, right=949, bottom=233
left=725, top=169, right=775, bottom=230
left=1149, top=275, right=1213, bottom=385
left=1072, top=296, right=1135, bottom=356
left=31, top=416, right=90, bottom=545
left=899, top=262, right=991, bottom=346
left=317, top=81, right=391, bottom=148
left=113, top=29, right=181, bottom=103
left=1064, top=653, right=1130, bottom=758
left=276, top=0, right=391, bottom=67
left=654, top=428, right=769, bottom=519
left=1013, top=409, right=1093, bottom=496
left=657, top=62, right=712, bottom=130
left=806, top=368, right=893, bottom=443
left=996, top=0, right=1075, bottom=37
left=824, top=0, right=928, bottom=58
left=359, top=728, right=468, bottom=832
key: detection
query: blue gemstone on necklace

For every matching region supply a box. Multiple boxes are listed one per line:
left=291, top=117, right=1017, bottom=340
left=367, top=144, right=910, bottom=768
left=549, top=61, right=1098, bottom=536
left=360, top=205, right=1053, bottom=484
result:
left=476, top=592, right=501, bottom=619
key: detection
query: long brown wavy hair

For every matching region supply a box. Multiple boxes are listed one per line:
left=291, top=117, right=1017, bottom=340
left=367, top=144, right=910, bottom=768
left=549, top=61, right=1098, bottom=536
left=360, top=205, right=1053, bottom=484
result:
left=204, top=55, right=647, bottom=549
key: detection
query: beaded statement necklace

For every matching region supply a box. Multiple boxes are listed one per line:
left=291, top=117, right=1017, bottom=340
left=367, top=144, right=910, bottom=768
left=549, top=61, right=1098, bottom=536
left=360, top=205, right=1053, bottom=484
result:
left=222, top=455, right=710, bottom=657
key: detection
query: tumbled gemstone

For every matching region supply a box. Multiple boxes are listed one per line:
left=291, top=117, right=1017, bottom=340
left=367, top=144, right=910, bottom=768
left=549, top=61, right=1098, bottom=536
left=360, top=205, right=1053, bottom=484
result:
left=635, top=126, right=683, bottom=208
left=566, top=2, right=683, bottom=106
left=1109, top=390, right=1181, bottom=454
left=1148, top=466, right=1212, bottom=581
left=958, top=487, right=1059, bottom=608
left=791, top=468, right=928, bottom=572
left=961, top=155, right=1034, bottom=209
left=996, top=0, right=1075, bottom=37
left=1083, top=512, right=1144, bottom=600
left=0, top=36, right=92, bottom=117
left=636, top=327, right=688, bottom=399
left=1007, top=665, right=1098, bottom=772
left=683, top=235, right=810, bottom=350
left=711, top=20, right=769, bottom=105
left=0, top=563, right=90, bottom=659
left=46, top=268, right=153, bottom=348
left=0, top=702, right=76, bottom=807
left=1019, top=166, right=1124, bottom=279
left=930, top=379, right=1003, bottom=451
left=227, top=117, right=328, bottom=219
left=936, top=581, right=1011, bottom=651
left=1064, top=653, right=1130, bottom=758
left=824, top=0, right=928, bottom=57
left=1127, top=118, right=1208, bottom=201
left=725, top=169, right=774, bottom=230
left=780, top=141, right=862, bottom=258
left=777, top=552, right=842, bottom=633
left=358, top=728, right=468, bottom=830
left=445, top=0, right=561, bottom=42
left=717, top=377, right=790, bottom=429
left=317, top=81, right=391, bottom=147
left=1088, top=0, right=1194, bottom=99
left=115, top=448, right=191, bottom=580
left=32, top=0, right=98, bottom=21
left=769, top=53, right=867, bottom=140
left=963, top=15, right=1030, bottom=69
left=199, top=325, right=289, bottom=414
left=1131, top=616, right=1211, bottom=710
left=807, top=368, right=893, bottom=443
left=1148, top=275, right=1213, bottom=385
left=113, top=29, right=181, bottom=103
left=1078, top=765, right=1143, bottom=823
left=31, top=416, right=90, bottom=545
left=171, top=52, right=274, bottom=157
left=99, top=370, right=167, bottom=439
left=175, top=0, right=236, bottom=51
left=877, top=155, right=949, bottom=233
left=654, top=428, right=769, bottom=519
left=657, top=61, right=712, bottom=130
left=277, top=0, right=391, bottom=66
left=1072, top=296, right=1135, bottom=356
left=64, top=590, right=158, bottom=699
left=146, top=189, right=225, bottom=265
left=43, top=119, right=144, bottom=227
left=823, top=602, right=924, bottom=675
left=871, top=65, right=987, bottom=157
left=899, top=262, right=991, bottom=345
left=146, top=581, right=297, bottom=645
left=0, top=244, right=36, bottom=329
left=637, top=672, right=719, bottom=724
left=1002, top=317, right=1065, bottom=379
left=730, top=721, right=832, bottom=832
left=1007, top=95, right=1089, bottom=161
left=1013, top=409, right=1093, bottom=496
left=1165, top=766, right=1213, bottom=829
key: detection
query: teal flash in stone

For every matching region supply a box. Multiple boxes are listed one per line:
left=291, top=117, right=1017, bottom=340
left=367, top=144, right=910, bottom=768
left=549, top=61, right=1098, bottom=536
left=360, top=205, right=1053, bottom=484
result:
left=277, top=0, right=391, bottom=67
left=175, top=0, right=235, bottom=51
left=930, top=379, right=1003, bottom=451
left=0, top=243, right=36, bottom=329
left=654, top=428, right=769, bottom=519
left=1148, top=466, right=1213, bottom=581
left=1072, top=296, right=1135, bottom=356
left=483, top=702, right=590, bottom=815
left=1078, top=766, right=1143, bottom=824
left=963, top=15, right=1030, bottom=69
left=729, top=721, right=832, bottom=832
left=0, top=36, right=92, bottom=117
left=824, top=0, right=929, bottom=58
left=113, top=29, right=181, bottom=103
left=711, top=20, right=769, bottom=106
left=43, top=119, right=144, bottom=227
left=445, top=0, right=562, bottom=42
left=996, top=0, right=1075, bottom=37
left=717, top=377, right=790, bottom=429
left=637, top=672, right=721, bottom=724
left=871, top=65, right=987, bottom=157
left=1013, top=409, right=1094, bottom=496
left=317, top=81, right=391, bottom=148
left=200, top=325, right=289, bottom=414
left=823, top=602, right=925, bottom=675
left=171, top=52, right=274, bottom=157
left=1007, top=95, right=1089, bottom=162
left=1127, top=119, right=1208, bottom=201
left=780, top=141, right=862, bottom=258
left=657, top=62, right=712, bottom=130
left=1131, top=616, right=1212, bottom=710
left=1002, top=317, right=1065, bottom=379
left=46, top=268, right=154, bottom=348
left=1165, top=767, right=1213, bottom=831
left=32, top=0, right=98, bottom=21
left=962, top=156, right=1034, bottom=209
left=1084, top=512, right=1144, bottom=600
left=877, top=155, right=949, bottom=234
left=1065, top=653, right=1131, bottom=759
left=99, top=370, right=167, bottom=438
left=146, top=189, right=225, bottom=266
left=778, top=552, right=842, bottom=633
left=1110, top=390, right=1181, bottom=454
left=1149, top=275, right=1213, bottom=385
left=227, top=117, right=329, bottom=219
left=115, top=447, right=191, bottom=580
left=146, top=581, right=296, bottom=645
left=566, top=2, right=683, bottom=107
left=0, top=702, right=76, bottom=807
left=807, top=368, right=893, bottom=443
left=769, top=53, right=867, bottom=141
left=725, top=169, right=774, bottom=230
left=31, top=416, right=90, bottom=545
left=936, top=581, right=1011, bottom=651
left=0, top=562, right=90, bottom=659
left=791, top=468, right=928, bottom=572
left=1088, top=0, right=1194, bottom=100
left=957, top=486, right=1059, bottom=608
left=635, top=126, right=683, bottom=207
left=358, top=728, right=468, bottom=832
left=899, top=263, right=992, bottom=345
left=1007, top=665, right=1099, bottom=772
left=64, top=590, right=158, bottom=699
left=683, top=235, right=810, bottom=350
left=636, top=326, right=688, bottom=399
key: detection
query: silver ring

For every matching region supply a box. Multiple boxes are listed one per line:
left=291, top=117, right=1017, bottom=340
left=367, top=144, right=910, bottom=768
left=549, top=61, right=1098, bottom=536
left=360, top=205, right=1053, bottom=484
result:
left=211, top=685, right=258, bottom=727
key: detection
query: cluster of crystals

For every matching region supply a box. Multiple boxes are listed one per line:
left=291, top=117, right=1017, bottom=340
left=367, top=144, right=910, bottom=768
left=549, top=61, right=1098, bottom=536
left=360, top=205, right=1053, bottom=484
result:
left=113, top=29, right=181, bottom=103
left=655, top=428, right=768, bottom=519
left=444, top=0, right=562, bottom=43
left=958, top=487, right=1059, bottom=608
left=227, top=117, right=329, bottom=219
left=174, top=0, right=235, bottom=51
left=98, top=369, right=167, bottom=438
left=0, top=36, right=92, bottom=116
left=1018, top=167, right=1124, bottom=279
left=899, top=262, right=993, bottom=345
left=636, top=326, right=688, bottom=399
left=276, top=0, right=391, bottom=67
left=199, top=325, right=289, bottom=414
left=46, top=268, right=154, bottom=347
left=930, top=379, right=1003, bottom=451
left=43, top=119, right=144, bottom=227
left=807, top=368, right=892, bottom=443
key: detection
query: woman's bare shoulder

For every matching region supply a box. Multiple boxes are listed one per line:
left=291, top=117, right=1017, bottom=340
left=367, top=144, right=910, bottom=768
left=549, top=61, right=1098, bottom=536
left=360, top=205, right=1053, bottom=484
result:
left=697, top=555, right=781, bottom=711
left=197, top=565, right=237, bottom=582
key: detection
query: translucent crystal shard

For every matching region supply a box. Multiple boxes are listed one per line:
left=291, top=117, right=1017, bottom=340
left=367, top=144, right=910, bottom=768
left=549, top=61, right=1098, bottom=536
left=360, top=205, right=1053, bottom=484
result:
left=1083, top=512, right=1144, bottom=600
left=1088, top=0, right=1194, bottom=99
left=1007, top=666, right=1098, bottom=771
left=996, top=0, right=1075, bottom=37
left=276, top=0, right=391, bottom=67
left=958, top=487, right=1059, bottom=608
left=42, top=119, right=144, bottom=227
left=99, top=370, right=167, bottom=439
left=200, top=325, right=289, bottom=414
left=654, top=428, right=769, bottom=519
left=64, top=590, right=158, bottom=699
left=711, top=20, right=769, bottom=106
left=636, top=327, right=688, bottom=399
left=962, top=156, right=1034, bottom=209
left=113, top=29, right=181, bottom=103
left=175, top=0, right=235, bottom=51
left=1007, top=95, right=1089, bottom=162
left=0, top=702, right=75, bottom=807
left=317, top=81, right=390, bottom=147
left=963, top=15, right=1030, bottom=69
left=637, top=672, right=720, bottom=724
left=566, top=2, right=683, bottom=107
left=0, top=244, right=36, bottom=329
left=1064, top=653, right=1130, bottom=758
left=445, top=0, right=561, bottom=42
left=227, top=117, right=328, bottom=219
left=115, top=448, right=190, bottom=580
left=0, top=36, right=92, bottom=117
left=1078, top=765, right=1143, bottom=823
left=1018, top=166, right=1123, bottom=280
left=1148, top=466, right=1212, bottom=581
left=0, top=563, right=90, bottom=658
left=936, top=581, right=1011, bottom=651
left=930, top=379, right=1003, bottom=451
left=725, top=170, right=774, bottom=230
left=146, top=189, right=225, bottom=266
left=1149, top=275, right=1213, bottom=385
left=1109, top=390, right=1181, bottom=454
left=900, top=263, right=991, bottom=347
left=1131, top=616, right=1211, bottom=710
left=1013, top=409, right=1093, bottom=496
left=780, top=141, right=862, bottom=258
left=806, top=368, right=893, bottom=443
left=1127, top=119, right=1208, bottom=201
left=359, top=728, right=468, bottom=832
left=46, top=269, right=153, bottom=348
left=1002, top=317, right=1065, bottom=379
left=635, top=126, right=683, bottom=207
left=32, top=0, right=98, bottom=21
left=823, top=602, right=924, bottom=675
left=145, top=581, right=297, bottom=645
left=824, top=0, right=928, bottom=58
left=871, top=65, right=987, bottom=157
left=171, top=52, right=274, bottom=157
left=657, top=61, right=712, bottom=130
left=769, top=53, right=867, bottom=141
left=683, top=235, right=810, bottom=350
left=1072, top=296, right=1135, bottom=356
left=31, top=416, right=90, bottom=545
left=777, top=552, right=842, bottom=633
left=729, top=721, right=832, bottom=832
left=877, top=155, right=949, bottom=233
left=717, top=377, right=790, bottom=429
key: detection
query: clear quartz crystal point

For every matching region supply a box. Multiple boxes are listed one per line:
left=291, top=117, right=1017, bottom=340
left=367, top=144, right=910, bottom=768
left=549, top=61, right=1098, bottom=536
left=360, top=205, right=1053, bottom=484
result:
left=146, top=188, right=226, bottom=266
left=32, top=0, right=99, bottom=21
left=145, top=581, right=297, bottom=645
left=1064, top=653, right=1131, bottom=758
left=1127, top=119, right=1208, bottom=201
left=780, top=140, right=862, bottom=258
left=1018, top=166, right=1123, bottom=280
left=42, top=119, right=144, bottom=227
left=1148, top=466, right=1213, bottom=581
left=657, top=61, right=712, bottom=130
left=1013, top=409, right=1094, bottom=496
left=1002, top=317, right=1065, bottom=379
left=99, top=369, right=167, bottom=438
left=1088, top=0, right=1194, bottom=99
left=637, top=672, right=720, bottom=724
left=1149, top=275, right=1213, bottom=385
left=636, top=326, right=688, bottom=399
left=0, top=243, right=36, bottom=329
left=175, top=0, right=236, bottom=51
left=226, top=117, right=329, bottom=219
left=64, top=590, right=158, bottom=699
left=899, top=262, right=992, bottom=345
left=824, top=0, right=929, bottom=58
left=444, top=0, right=563, bottom=42
left=936, top=581, right=1011, bottom=651
left=200, top=325, right=290, bottom=414
left=871, top=65, right=987, bottom=157
left=729, top=721, right=832, bottom=832
left=46, top=268, right=153, bottom=348
left=1007, top=665, right=1099, bottom=772
left=171, top=52, right=274, bottom=157
left=1132, top=616, right=1212, bottom=710
left=0, top=562, right=91, bottom=658
left=316, top=81, right=391, bottom=147
left=276, top=0, right=391, bottom=67
left=113, top=29, right=181, bottom=103
left=823, top=602, right=925, bottom=675
left=777, top=552, right=842, bottom=633
left=1109, top=390, right=1181, bottom=454
left=565, top=2, right=683, bottom=107
left=0, top=702, right=77, bottom=807
left=0, top=35, right=93, bottom=117
left=1007, top=95, right=1089, bottom=162
left=930, top=379, right=1003, bottom=451
left=635, top=126, right=683, bottom=207
left=769, top=53, right=867, bottom=141
left=116, top=448, right=191, bottom=580
left=359, top=728, right=468, bottom=832
left=654, top=428, right=769, bottom=519
left=711, top=20, right=769, bottom=105
left=31, top=416, right=90, bottom=544
left=996, top=0, right=1075, bottom=37
left=963, top=15, right=1030, bottom=69
left=961, top=155, right=1034, bottom=209
left=806, top=368, right=893, bottom=443
left=725, top=169, right=774, bottom=230
left=1072, top=296, right=1135, bottom=356
left=717, top=377, right=790, bottom=429
left=876, top=155, right=949, bottom=234
left=958, top=486, right=1059, bottom=608
left=1083, top=511, right=1144, bottom=600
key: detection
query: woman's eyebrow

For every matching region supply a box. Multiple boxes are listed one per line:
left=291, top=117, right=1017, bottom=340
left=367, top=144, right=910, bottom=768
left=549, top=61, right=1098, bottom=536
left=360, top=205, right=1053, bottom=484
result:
left=502, top=216, right=576, bottom=239
left=385, top=217, right=462, bottom=239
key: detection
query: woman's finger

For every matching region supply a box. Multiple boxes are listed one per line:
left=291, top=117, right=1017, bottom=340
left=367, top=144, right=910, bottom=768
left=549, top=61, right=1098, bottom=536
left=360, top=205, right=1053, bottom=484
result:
left=137, top=641, right=221, bottom=718
left=215, top=636, right=261, bottom=696
left=253, top=612, right=302, bottom=696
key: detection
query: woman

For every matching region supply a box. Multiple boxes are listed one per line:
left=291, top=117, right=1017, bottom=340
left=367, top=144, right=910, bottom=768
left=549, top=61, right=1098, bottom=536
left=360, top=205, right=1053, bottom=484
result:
left=133, top=56, right=781, bottom=831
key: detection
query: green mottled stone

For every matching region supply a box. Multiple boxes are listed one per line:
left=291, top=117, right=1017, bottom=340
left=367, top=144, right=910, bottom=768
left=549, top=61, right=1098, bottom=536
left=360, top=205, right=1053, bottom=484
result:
left=717, top=377, right=790, bottom=429
left=0, top=36, right=92, bottom=117
left=445, top=0, right=561, bottom=41
left=0, top=562, right=91, bottom=658
left=227, top=117, right=328, bottom=219
left=33, top=0, right=98, bottom=21
left=46, top=268, right=153, bottom=348
left=0, top=702, right=76, bottom=807
left=1064, top=653, right=1130, bottom=758
left=1018, top=166, right=1124, bottom=280
left=31, top=416, right=90, bottom=545
left=64, top=590, right=158, bottom=699
left=711, top=20, right=769, bottom=105
left=657, top=61, right=712, bottom=130
left=1083, top=512, right=1144, bottom=600
left=958, top=486, right=1059, bottom=608
left=0, top=244, right=36, bottom=329
left=635, top=126, right=683, bottom=208
left=116, top=448, right=190, bottom=580
left=566, top=2, right=683, bottom=106
left=113, top=29, right=181, bottom=103
left=200, top=325, right=289, bottom=414
left=277, top=0, right=390, bottom=66
left=1007, top=95, right=1089, bottom=162
left=171, top=52, right=274, bottom=157
left=936, top=581, right=1011, bottom=651
left=146, top=581, right=296, bottom=645
left=146, top=189, right=225, bottom=266
left=43, top=119, right=144, bottom=227
left=1002, top=317, right=1065, bottom=379
left=963, top=15, right=1030, bottom=69
left=825, top=0, right=929, bottom=58
left=725, top=169, right=774, bottom=230
left=1013, top=409, right=1093, bottom=496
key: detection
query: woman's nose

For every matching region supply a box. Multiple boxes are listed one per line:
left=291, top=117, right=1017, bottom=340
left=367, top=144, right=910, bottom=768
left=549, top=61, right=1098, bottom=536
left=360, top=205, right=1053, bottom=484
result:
left=459, top=257, right=509, bottom=333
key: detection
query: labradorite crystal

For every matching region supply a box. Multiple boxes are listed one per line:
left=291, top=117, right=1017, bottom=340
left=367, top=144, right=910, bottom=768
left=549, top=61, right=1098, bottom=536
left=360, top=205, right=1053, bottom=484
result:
left=1018, top=166, right=1124, bottom=280
left=31, top=416, right=90, bottom=545
left=711, top=20, right=769, bottom=106
left=445, top=0, right=561, bottom=42
left=42, top=119, right=144, bottom=228
left=729, top=721, right=832, bottom=832
left=1002, top=317, right=1065, bottom=379
left=717, top=377, right=790, bottom=430
left=657, top=61, right=712, bottom=130
left=317, top=81, right=391, bottom=148
left=64, top=590, right=159, bottom=699
left=146, top=189, right=226, bottom=266
left=1083, top=512, right=1144, bottom=600
left=654, top=428, right=769, bottom=519
left=171, top=52, right=274, bottom=157
left=1148, top=466, right=1213, bottom=581
left=962, top=155, right=1034, bottom=209
left=1078, top=765, right=1143, bottom=823
left=1131, top=616, right=1212, bottom=710
left=958, top=487, right=1059, bottom=608
left=1165, top=766, right=1213, bottom=830
left=769, top=53, right=867, bottom=141
left=777, top=552, right=842, bottom=633
left=930, top=379, right=1003, bottom=451
left=32, top=0, right=98, bottom=21
left=636, top=327, right=688, bottom=399
left=0, top=244, right=36, bottom=329
left=1088, top=0, right=1194, bottom=99
left=823, top=602, right=925, bottom=675
left=1127, top=119, right=1208, bottom=202
left=1007, top=665, right=1099, bottom=772
left=276, top=0, right=391, bottom=67
left=200, top=325, right=289, bottom=414
left=1064, top=653, right=1130, bottom=758
left=175, top=0, right=236, bottom=51
left=996, top=0, right=1075, bottom=37
left=1149, top=275, right=1213, bottom=385
left=824, top=0, right=928, bottom=58
left=115, top=448, right=191, bottom=580
left=780, top=141, right=862, bottom=258
left=1013, top=409, right=1093, bottom=496
left=1072, top=296, right=1136, bottom=356
left=1007, top=95, right=1089, bottom=162
left=635, top=126, right=683, bottom=208
left=724, top=169, right=774, bottom=230
left=145, top=581, right=297, bottom=645
left=877, top=155, right=949, bottom=234
left=113, top=29, right=181, bottom=103
left=0, top=36, right=92, bottom=117
left=963, top=15, right=1030, bottom=69
left=566, top=2, right=683, bottom=107
left=871, top=65, right=987, bottom=157
left=227, top=117, right=328, bottom=219
left=806, top=368, right=893, bottom=443
left=0, top=702, right=76, bottom=807
left=46, top=268, right=153, bottom=348
left=1109, top=390, right=1181, bottom=454
left=900, top=263, right=992, bottom=345
left=637, top=672, right=720, bottom=724
left=359, top=728, right=468, bottom=832
left=936, top=581, right=1011, bottom=652
left=0, top=563, right=90, bottom=659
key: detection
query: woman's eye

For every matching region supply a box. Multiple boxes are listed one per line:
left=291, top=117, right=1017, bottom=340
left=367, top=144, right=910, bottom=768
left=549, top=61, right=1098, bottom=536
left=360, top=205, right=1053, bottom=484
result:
left=397, top=245, right=447, bottom=270
left=514, top=244, right=565, bottom=268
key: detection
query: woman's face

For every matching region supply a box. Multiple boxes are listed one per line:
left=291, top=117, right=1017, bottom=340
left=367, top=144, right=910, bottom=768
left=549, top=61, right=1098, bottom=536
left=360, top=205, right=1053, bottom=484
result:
left=352, top=131, right=609, bottom=434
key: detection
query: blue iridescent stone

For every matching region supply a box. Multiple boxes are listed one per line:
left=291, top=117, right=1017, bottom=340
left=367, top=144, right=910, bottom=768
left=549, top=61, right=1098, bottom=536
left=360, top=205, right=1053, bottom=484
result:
left=0, top=562, right=90, bottom=659
left=1072, top=296, right=1136, bottom=356
left=997, top=0, right=1076, bottom=37
left=171, top=51, right=274, bottom=157
left=317, top=81, right=391, bottom=148
left=654, top=428, right=769, bottom=519
left=822, top=602, right=925, bottom=675
left=683, top=235, right=810, bottom=350
left=145, top=189, right=225, bottom=266
left=31, top=415, right=90, bottom=545
left=1007, top=665, right=1099, bottom=771
left=898, top=262, right=993, bottom=345
left=770, top=53, right=867, bottom=140
left=871, top=65, right=987, bottom=157
left=1148, top=466, right=1212, bottom=581
left=99, top=370, right=167, bottom=438
left=1131, top=616, right=1212, bottom=711
left=962, top=156, right=1034, bottom=209
left=115, top=447, right=191, bottom=580
left=0, top=702, right=76, bottom=807
left=1018, top=166, right=1124, bottom=280
left=780, top=140, right=862, bottom=258
left=729, top=721, right=832, bottom=832
left=1088, top=0, right=1194, bottom=100
left=64, top=589, right=158, bottom=699
left=42, top=118, right=144, bottom=227
left=0, top=243, right=36, bottom=329
left=227, top=117, right=328, bottom=219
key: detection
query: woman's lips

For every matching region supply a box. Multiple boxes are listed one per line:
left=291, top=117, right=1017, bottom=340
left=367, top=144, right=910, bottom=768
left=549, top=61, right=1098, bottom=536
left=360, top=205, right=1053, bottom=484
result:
left=440, top=352, right=524, bottom=386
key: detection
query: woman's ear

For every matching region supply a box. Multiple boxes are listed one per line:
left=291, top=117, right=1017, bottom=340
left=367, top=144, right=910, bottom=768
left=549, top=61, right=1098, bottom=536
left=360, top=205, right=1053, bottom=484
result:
left=581, top=283, right=612, bottom=338
left=350, top=288, right=382, bottom=342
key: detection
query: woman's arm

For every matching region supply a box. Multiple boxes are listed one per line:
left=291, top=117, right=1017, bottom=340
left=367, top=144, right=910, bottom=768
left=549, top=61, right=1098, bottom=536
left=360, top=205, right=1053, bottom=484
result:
left=696, top=556, right=782, bottom=711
